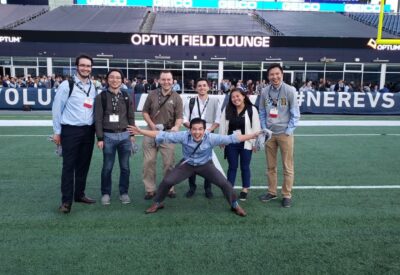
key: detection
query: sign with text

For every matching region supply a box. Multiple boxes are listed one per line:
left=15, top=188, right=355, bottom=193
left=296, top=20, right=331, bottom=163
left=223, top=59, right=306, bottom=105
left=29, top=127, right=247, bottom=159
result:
left=1, top=88, right=399, bottom=115
left=130, top=34, right=270, bottom=48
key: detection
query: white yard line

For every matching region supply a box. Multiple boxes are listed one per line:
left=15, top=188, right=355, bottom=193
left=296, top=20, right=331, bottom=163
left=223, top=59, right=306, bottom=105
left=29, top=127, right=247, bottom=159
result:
left=234, top=185, right=400, bottom=189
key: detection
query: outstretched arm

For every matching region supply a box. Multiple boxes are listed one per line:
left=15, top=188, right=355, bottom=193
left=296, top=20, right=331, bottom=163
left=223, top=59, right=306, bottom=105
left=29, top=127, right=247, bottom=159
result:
left=237, top=131, right=261, bottom=142
left=127, top=125, right=159, bottom=138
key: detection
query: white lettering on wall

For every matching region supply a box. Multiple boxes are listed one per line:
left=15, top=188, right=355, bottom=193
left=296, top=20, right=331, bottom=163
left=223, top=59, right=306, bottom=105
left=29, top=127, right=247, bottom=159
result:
left=38, top=89, right=52, bottom=106
left=5, top=89, right=19, bottom=105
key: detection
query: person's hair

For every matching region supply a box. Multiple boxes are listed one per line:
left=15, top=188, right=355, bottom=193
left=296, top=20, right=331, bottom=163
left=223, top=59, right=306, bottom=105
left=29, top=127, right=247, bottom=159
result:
left=159, top=70, right=173, bottom=77
left=190, top=117, right=206, bottom=129
left=266, top=63, right=283, bottom=75
left=106, top=69, right=125, bottom=82
left=195, top=78, right=208, bottom=87
left=225, top=88, right=253, bottom=120
left=75, top=54, right=93, bottom=66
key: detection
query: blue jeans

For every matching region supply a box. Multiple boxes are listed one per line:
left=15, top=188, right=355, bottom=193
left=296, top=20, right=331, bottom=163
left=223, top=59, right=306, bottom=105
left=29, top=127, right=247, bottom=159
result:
left=101, top=132, right=132, bottom=195
left=225, top=142, right=252, bottom=188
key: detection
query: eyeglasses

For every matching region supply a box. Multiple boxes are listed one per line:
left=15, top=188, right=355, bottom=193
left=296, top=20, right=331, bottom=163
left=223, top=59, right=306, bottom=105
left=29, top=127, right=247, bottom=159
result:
left=78, top=64, right=92, bottom=68
left=108, top=76, right=122, bottom=80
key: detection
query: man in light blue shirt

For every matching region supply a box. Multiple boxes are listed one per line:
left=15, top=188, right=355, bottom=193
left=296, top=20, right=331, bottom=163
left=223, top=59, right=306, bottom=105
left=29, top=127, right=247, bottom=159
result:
left=52, top=54, right=97, bottom=214
left=258, top=63, right=300, bottom=208
left=128, top=118, right=260, bottom=217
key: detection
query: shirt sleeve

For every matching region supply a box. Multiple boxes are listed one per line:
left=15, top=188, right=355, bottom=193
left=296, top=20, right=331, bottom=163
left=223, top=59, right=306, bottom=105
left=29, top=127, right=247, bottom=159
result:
left=286, top=88, right=301, bottom=135
left=94, top=93, right=104, bottom=141
left=155, top=131, right=186, bottom=145
left=209, top=132, right=239, bottom=147
left=174, top=93, right=183, bottom=120
left=142, top=92, right=153, bottom=115
left=52, top=80, right=69, bottom=135
left=259, top=89, right=267, bottom=130
left=213, top=99, right=223, bottom=124
left=183, top=98, right=190, bottom=124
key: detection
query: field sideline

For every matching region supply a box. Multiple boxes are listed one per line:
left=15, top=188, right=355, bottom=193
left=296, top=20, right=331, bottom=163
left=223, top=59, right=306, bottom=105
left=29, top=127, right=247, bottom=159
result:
left=0, top=113, right=399, bottom=274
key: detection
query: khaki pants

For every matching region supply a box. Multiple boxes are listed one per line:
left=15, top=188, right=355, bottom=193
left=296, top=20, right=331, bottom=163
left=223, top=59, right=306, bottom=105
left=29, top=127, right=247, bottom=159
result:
left=142, top=135, right=175, bottom=193
left=265, top=134, right=294, bottom=198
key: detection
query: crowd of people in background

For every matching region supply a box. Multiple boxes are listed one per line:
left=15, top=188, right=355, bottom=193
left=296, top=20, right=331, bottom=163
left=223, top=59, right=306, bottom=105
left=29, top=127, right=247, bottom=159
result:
left=1, top=74, right=400, bottom=94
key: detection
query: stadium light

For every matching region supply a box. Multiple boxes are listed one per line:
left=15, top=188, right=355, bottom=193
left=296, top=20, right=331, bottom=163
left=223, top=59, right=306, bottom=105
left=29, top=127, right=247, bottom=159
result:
left=265, top=57, right=282, bottom=61
left=320, top=57, right=336, bottom=63
left=372, top=58, right=389, bottom=63
left=96, top=54, right=113, bottom=58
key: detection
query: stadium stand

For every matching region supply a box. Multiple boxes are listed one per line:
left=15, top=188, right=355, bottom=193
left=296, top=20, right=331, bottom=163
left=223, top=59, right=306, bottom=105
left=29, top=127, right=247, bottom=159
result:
left=13, top=5, right=148, bottom=33
left=348, top=13, right=400, bottom=36
left=257, top=11, right=394, bottom=38
left=151, top=10, right=269, bottom=35
left=0, top=4, right=49, bottom=29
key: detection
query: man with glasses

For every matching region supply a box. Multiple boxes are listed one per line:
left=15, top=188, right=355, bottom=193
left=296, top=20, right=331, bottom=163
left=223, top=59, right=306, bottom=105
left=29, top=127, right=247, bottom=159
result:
left=52, top=54, right=97, bottom=213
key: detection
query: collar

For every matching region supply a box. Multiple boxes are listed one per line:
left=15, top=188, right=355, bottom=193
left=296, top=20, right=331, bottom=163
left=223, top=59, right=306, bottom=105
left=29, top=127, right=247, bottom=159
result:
left=73, top=74, right=91, bottom=86
left=271, top=82, right=283, bottom=91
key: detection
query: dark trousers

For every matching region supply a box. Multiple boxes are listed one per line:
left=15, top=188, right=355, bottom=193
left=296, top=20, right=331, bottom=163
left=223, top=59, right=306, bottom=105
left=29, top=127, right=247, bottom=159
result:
left=188, top=174, right=212, bottom=193
left=60, top=124, right=95, bottom=204
left=225, top=143, right=252, bottom=188
left=154, top=161, right=237, bottom=205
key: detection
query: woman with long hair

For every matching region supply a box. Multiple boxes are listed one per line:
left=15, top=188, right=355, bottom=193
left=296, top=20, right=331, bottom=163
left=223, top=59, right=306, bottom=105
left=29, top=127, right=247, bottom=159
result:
left=219, top=88, right=261, bottom=200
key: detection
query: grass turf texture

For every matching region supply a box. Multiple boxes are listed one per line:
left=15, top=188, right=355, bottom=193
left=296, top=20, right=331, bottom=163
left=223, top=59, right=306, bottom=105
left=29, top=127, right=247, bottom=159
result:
left=0, top=124, right=400, bottom=274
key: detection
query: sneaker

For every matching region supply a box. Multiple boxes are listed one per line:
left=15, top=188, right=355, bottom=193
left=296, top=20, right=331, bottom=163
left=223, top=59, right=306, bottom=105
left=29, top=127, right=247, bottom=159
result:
left=259, top=193, right=277, bottom=202
left=120, top=194, right=131, bottom=204
left=282, top=197, right=292, bottom=208
left=239, top=191, right=248, bottom=201
left=101, top=194, right=111, bottom=205
left=185, top=189, right=196, bottom=198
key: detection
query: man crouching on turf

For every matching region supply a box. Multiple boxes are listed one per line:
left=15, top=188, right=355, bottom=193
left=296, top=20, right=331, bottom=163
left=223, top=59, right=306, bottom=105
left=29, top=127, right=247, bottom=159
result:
left=127, top=117, right=261, bottom=217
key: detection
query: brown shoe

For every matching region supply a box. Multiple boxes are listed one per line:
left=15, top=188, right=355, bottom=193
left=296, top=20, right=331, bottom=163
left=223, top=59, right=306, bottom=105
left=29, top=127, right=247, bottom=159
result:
left=75, top=196, right=96, bottom=204
left=231, top=205, right=247, bottom=217
left=145, top=203, right=164, bottom=214
left=144, top=192, right=156, bottom=200
left=59, top=203, right=71, bottom=214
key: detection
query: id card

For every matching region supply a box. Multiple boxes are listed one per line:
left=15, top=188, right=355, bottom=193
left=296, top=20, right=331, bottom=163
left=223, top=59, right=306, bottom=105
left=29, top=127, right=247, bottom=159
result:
left=83, top=98, right=93, bottom=109
left=109, top=114, right=119, bottom=122
left=233, top=130, right=242, bottom=135
left=269, top=107, right=278, bottom=118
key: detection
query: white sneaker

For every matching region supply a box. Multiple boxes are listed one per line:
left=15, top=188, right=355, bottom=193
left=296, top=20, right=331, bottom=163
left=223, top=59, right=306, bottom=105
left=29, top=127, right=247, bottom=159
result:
left=119, top=194, right=131, bottom=204
left=101, top=194, right=110, bottom=205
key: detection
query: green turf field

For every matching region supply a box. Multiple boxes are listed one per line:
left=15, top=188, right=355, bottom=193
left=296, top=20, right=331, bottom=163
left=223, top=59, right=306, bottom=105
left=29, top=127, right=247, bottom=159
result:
left=0, top=116, right=400, bottom=274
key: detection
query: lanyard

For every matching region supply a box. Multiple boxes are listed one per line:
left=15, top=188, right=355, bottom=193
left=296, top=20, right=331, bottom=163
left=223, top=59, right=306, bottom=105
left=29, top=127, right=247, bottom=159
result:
left=75, top=79, right=92, bottom=97
left=111, top=91, right=121, bottom=114
left=154, top=90, right=172, bottom=118
left=268, top=85, right=281, bottom=107
left=196, top=97, right=209, bottom=119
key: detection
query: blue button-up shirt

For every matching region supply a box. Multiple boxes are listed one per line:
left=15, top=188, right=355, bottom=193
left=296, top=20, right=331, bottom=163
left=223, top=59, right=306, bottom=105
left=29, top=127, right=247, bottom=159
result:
left=52, top=76, right=97, bottom=134
left=155, top=130, right=240, bottom=166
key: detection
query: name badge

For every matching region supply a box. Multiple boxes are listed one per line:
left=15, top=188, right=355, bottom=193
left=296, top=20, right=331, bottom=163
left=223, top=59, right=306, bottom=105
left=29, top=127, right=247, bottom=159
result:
left=269, top=107, right=278, bottom=118
left=83, top=98, right=93, bottom=109
left=109, top=114, right=119, bottom=122
left=233, top=130, right=242, bottom=135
